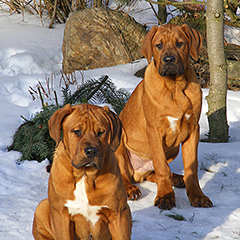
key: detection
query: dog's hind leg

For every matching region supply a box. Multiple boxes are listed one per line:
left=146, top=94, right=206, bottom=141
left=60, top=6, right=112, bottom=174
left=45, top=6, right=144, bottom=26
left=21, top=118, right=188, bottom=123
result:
left=115, top=140, right=142, bottom=200
left=146, top=171, right=185, bottom=188
left=32, top=199, right=54, bottom=240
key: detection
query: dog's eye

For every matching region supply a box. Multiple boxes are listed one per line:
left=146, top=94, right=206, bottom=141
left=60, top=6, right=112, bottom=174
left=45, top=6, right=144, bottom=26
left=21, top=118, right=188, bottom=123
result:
left=97, top=130, right=105, bottom=138
left=176, top=42, right=183, bottom=48
left=156, top=43, right=163, bottom=50
left=72, top=129, right=82, bottom=137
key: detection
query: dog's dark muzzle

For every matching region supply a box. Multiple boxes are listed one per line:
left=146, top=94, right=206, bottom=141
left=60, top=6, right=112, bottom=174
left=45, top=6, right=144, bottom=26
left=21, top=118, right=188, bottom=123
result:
left=71, top=146, right=102, bottom=170
left=159, top=54, right=184, bottom=77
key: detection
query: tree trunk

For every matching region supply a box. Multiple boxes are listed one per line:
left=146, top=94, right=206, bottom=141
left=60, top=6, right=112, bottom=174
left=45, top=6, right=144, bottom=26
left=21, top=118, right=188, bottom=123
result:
left=206, top=0, right=229, bottom=142
left=157, top=0, right=167, bottom=24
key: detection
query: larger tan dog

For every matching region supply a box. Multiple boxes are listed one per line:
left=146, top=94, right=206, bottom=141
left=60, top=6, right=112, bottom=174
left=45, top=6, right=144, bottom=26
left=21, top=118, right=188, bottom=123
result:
left=115, top=24, right=213, bottom=210
left=33, top=104, right=132, bottom=240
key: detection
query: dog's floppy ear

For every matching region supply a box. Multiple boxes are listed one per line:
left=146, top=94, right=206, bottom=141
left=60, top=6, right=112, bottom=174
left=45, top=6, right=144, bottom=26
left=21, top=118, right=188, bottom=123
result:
left=141, top=25, right=158, bottom=63
left=181, top=24, right=202, bottom=61
left=48, top=104, right=72, bottom=145
left=102, top=106, right=122, bottom=152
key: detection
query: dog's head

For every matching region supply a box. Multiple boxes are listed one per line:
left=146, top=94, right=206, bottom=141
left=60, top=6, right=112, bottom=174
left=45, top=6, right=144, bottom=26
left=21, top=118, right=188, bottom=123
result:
left=48, top=104, right=122, bottom=170
left=141, top=24, right=202, bottom=78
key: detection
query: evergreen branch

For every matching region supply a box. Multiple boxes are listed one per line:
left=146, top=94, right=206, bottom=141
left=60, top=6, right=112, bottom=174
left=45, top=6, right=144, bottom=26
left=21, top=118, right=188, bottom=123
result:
left=99, top=88, right=112, bottom=104
left=20, top=125, right=34, bottom=160
left=61, top=85, right=71, bottom=105
left=9, top=76, right=130, bottom=163
left=86, top=75, right=109, bottom=101
left=20, top=115, right=30, bottom=122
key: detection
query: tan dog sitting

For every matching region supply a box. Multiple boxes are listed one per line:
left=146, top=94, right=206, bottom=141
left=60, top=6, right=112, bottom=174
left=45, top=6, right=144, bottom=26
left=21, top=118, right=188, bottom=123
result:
left=115, top=24, right=213, bottom=210
left=33, top=104, right=132, bottom=240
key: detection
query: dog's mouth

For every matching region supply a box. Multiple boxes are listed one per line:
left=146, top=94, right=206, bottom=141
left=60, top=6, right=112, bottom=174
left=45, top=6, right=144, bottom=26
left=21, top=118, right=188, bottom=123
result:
left=160, top=64, right=184, bottom=77
left=71, top=157, right=102, bottom=170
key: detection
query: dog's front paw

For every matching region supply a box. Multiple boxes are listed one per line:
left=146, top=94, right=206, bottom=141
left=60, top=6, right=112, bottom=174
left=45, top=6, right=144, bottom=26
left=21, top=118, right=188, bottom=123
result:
left=171, top=173, right=185, bottom=188
left=188, top=193, right=213, bottom=208
left=154, top=192, right=176, bottom=210
left=125, top=184, right=142, bottom=200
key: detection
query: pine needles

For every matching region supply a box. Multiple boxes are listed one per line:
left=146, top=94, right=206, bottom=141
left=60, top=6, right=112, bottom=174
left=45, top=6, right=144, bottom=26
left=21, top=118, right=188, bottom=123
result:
left=8, top=105, right=59, bottom=163
left=9, top=75, right=130, bottom=163
left=65, top=75, right=130, bottom=115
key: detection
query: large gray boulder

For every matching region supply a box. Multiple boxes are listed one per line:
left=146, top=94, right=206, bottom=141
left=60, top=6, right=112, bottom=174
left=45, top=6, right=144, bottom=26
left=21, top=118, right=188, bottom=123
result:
left=62, top=7, right=147, bottom=73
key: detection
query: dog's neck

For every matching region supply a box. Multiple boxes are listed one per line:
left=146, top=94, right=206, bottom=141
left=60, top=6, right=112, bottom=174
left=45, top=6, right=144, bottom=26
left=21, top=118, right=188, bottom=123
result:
left=146, top=61, right=189, bottom=91
left=73, top=167, right=98, bottom=182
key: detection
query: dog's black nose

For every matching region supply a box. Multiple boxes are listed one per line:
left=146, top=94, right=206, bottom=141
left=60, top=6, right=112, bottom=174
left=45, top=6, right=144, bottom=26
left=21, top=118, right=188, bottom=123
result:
left=84, top=147, right=98, bottom=158
left=163, top=55, right=175, bottom=65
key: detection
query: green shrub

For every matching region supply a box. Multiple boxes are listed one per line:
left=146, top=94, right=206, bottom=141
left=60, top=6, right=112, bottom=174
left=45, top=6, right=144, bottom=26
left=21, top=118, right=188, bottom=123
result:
left=9, top=75, right=130, bottom=163
left=8, top=105, right=59, bottom=163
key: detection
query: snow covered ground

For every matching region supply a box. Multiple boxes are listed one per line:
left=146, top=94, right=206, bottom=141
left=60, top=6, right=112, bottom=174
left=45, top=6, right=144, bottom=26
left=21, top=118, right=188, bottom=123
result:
left=1, top=4, right=240, bottom=240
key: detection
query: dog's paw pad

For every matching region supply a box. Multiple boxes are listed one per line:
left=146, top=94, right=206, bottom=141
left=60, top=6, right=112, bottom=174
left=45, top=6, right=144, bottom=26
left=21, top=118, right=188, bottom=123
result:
left=154, top=194, right=176, bottom=210
left=126, top=184, right=142, bottom=200
left=189, top=194, right=213, bottom=208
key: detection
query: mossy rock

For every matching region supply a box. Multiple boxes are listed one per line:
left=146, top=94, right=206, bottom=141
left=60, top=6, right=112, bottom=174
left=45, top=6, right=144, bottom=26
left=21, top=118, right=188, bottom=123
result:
left=62, top=7, right=147, bottom=72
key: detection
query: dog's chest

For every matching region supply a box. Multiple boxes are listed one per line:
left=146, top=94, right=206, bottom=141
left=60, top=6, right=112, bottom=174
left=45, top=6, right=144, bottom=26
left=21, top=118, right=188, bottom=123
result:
left=166, top=113, right=191, bottom=132
left=164, top=112, right=194, bottom=147
left=65, top=176, right=108, bottom=226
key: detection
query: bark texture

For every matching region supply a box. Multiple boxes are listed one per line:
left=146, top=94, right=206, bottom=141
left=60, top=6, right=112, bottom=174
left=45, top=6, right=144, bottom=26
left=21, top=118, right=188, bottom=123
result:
left=157, top=0, right=167, bottom=24
left=206, top=0, right=229, bottom=142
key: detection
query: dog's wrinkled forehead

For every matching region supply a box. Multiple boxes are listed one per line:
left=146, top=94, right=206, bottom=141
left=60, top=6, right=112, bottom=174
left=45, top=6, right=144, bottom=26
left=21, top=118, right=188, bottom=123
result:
left=153, top=27, right=188, bottom=46
left=63, top=105, right=108, bottom=131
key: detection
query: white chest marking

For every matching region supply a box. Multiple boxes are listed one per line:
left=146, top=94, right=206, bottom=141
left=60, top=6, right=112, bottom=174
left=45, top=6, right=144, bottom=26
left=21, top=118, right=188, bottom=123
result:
left=166, top=116, right=179, bottom=133
left=65, top=176, right=108, bottom=226
left=185, top=113, right=191, bottom=120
